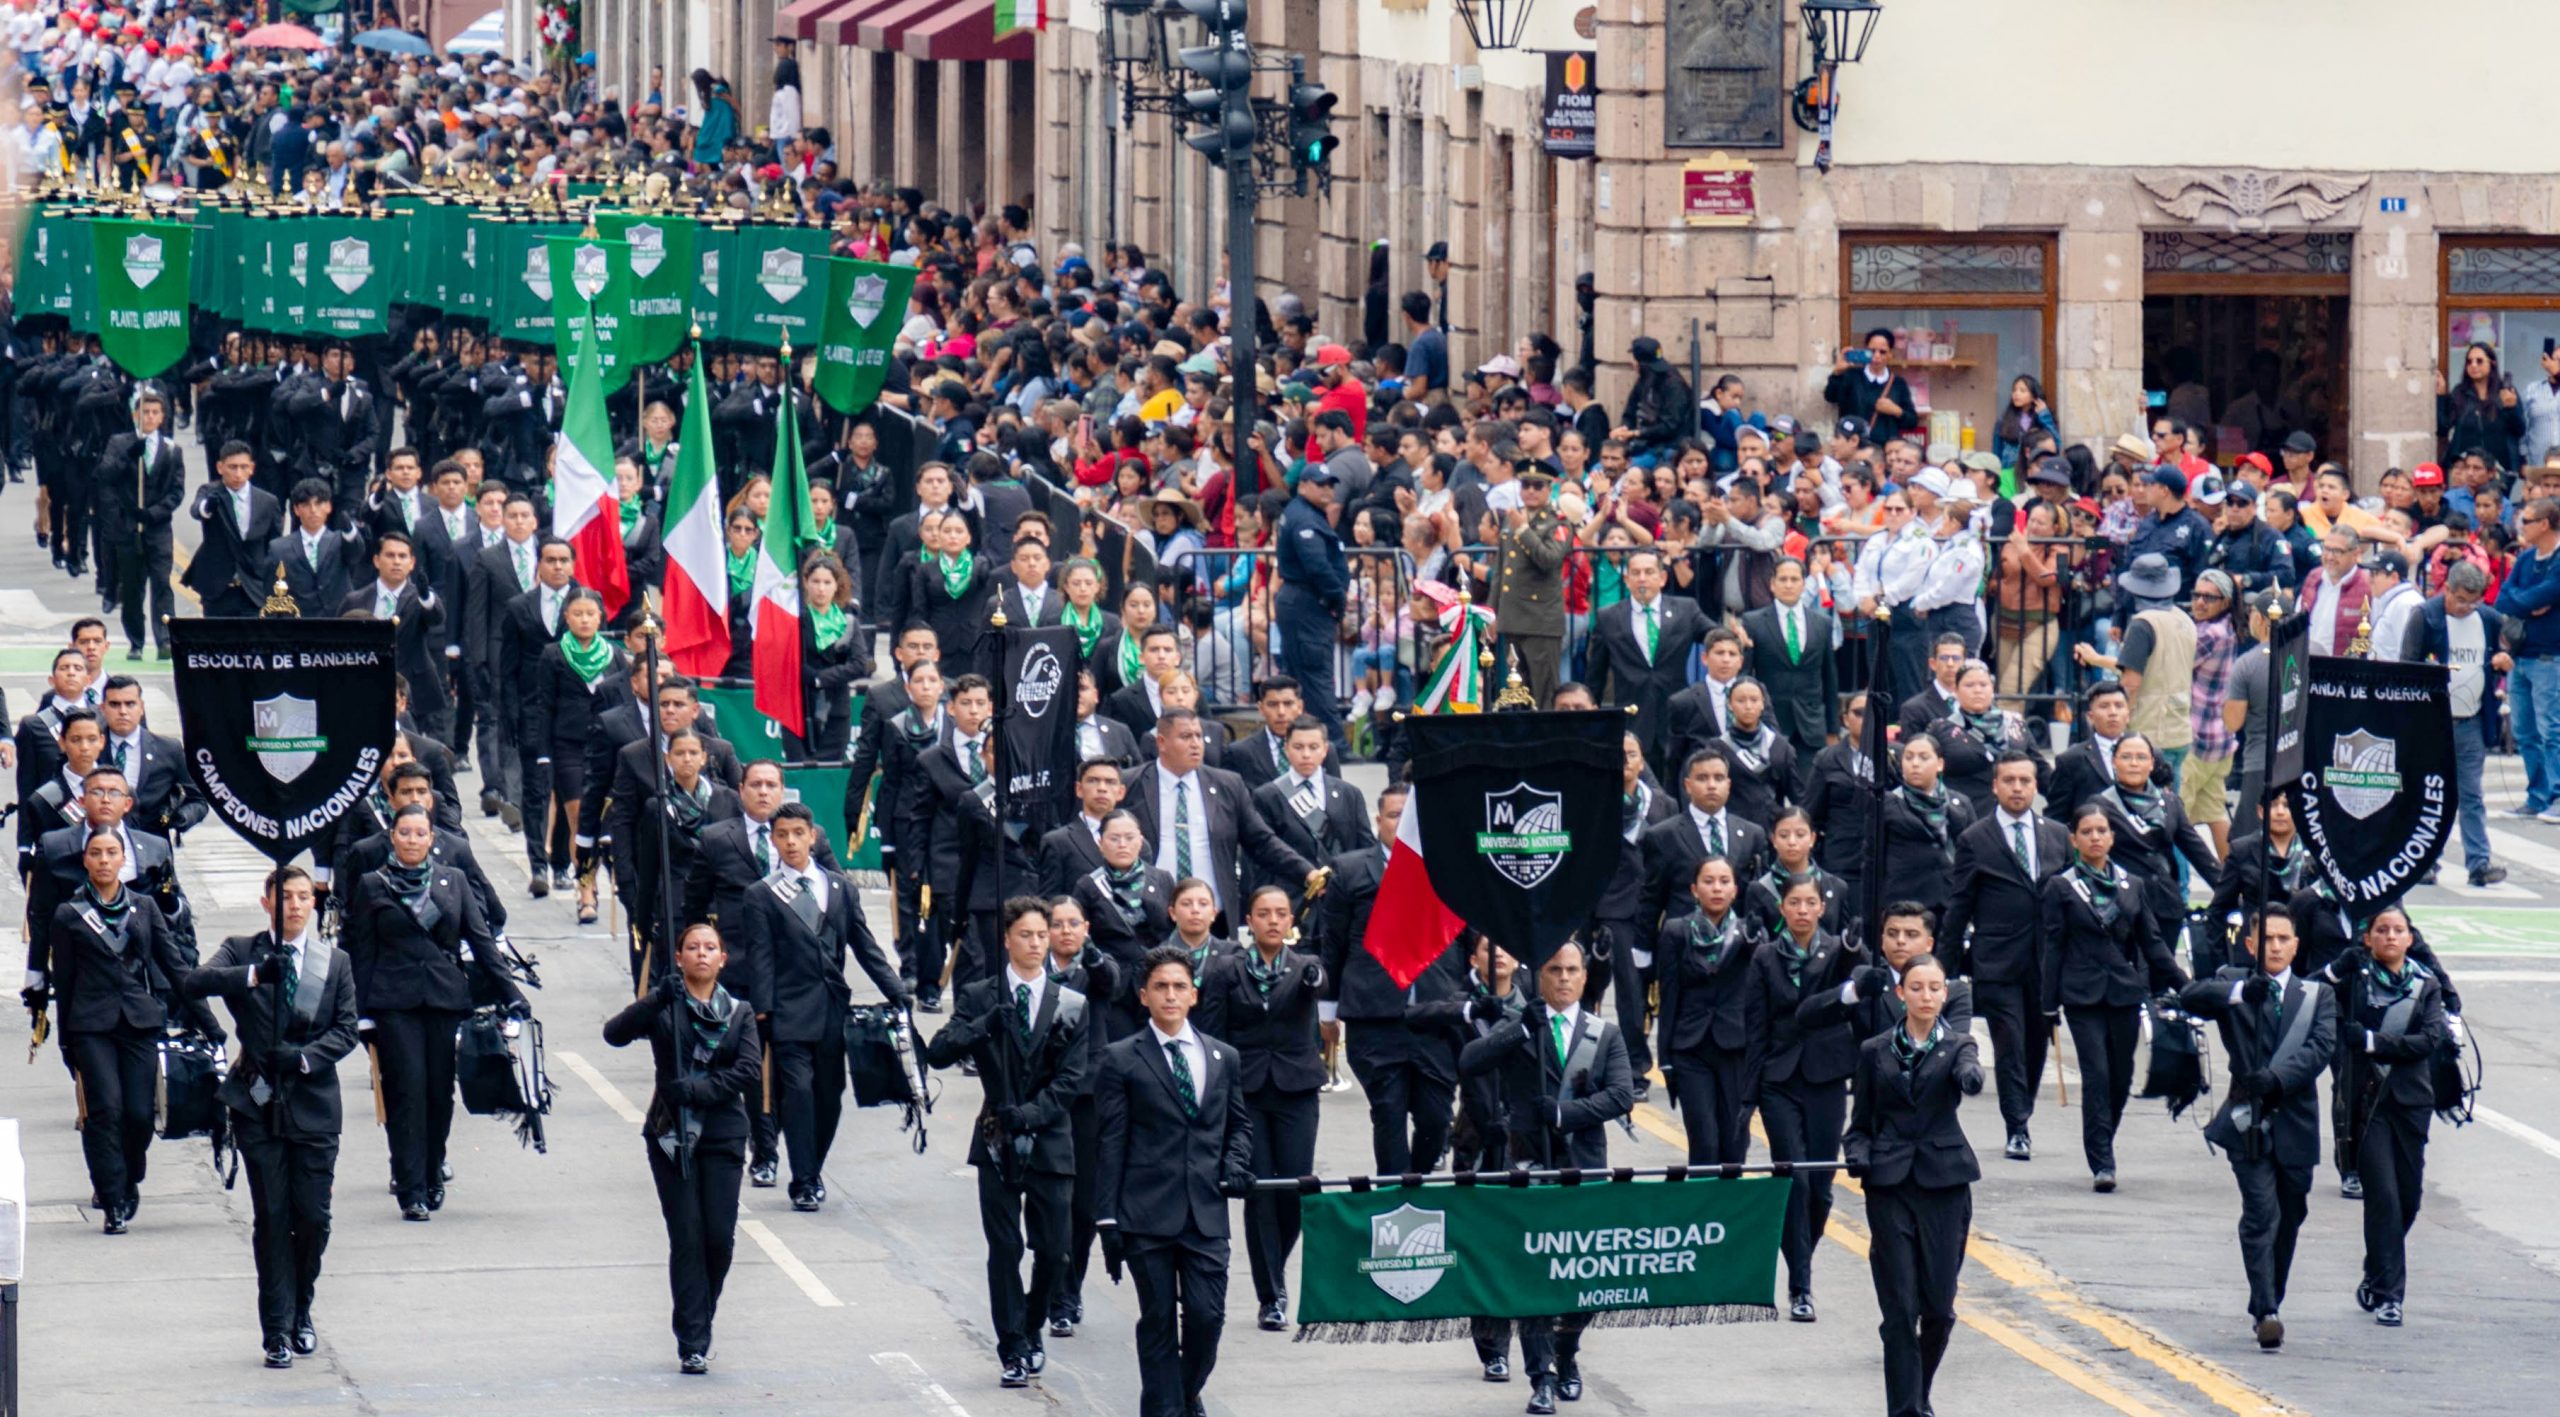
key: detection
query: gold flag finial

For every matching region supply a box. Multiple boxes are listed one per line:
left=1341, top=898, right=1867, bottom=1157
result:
left=260, top=562, right=300, bottom=618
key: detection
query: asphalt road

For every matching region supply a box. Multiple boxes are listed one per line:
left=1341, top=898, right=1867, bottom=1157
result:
left=3, top=447, right=2559, bottom=1414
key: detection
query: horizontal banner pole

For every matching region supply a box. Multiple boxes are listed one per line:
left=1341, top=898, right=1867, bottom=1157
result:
left=1249, top=1161, right=1846, bottom=1193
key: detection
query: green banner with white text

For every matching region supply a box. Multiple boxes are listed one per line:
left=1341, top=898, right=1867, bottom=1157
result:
left=813, top=256, right=916, bottom=416
left=594, top=212, right=696, bottom=363
left=1294, top=1177, right=1786, bottom=1339
left=91, top=217, right=192, bottom=376
left=546, top=235, right=635, bottom=391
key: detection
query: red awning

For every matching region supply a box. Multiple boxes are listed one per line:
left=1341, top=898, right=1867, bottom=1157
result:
left=856, top=0, right=942, bottom=51
left=821, top=0, right=907, bottom=45
left=779, top=0, right=859, bottom=41
left=903, top=0, right=1034, bottom=62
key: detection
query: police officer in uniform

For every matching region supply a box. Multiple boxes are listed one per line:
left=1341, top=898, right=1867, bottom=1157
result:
left=1274, top=465, right=1351, bottom=747
left=1488, top=466, right=1570, bottom=709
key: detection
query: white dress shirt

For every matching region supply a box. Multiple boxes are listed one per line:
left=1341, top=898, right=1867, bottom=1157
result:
left=1688, top=804, right=1734, bottom=856
left=796, top=864, right=831, bottom=916
left=1149, top=1019, right=1209, bottom=1091
left=1995, top=807, right=2040, bottom=877
left=1153, top=764, right=1219, bottom=907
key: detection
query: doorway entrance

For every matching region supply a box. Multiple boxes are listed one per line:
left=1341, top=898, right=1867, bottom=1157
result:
left=2140, top=231, right=2353, bottom=467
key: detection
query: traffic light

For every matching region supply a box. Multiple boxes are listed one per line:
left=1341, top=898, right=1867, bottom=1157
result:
left=1176, top=0, right=1254, bottom=168
left=1287, top=79, right=1339, bottom=173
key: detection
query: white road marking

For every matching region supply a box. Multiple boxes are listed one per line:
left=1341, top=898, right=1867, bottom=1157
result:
left=872, top=1352, right=974, bottom=1417
left=743, top=1219, right=846, bottom=1308
left=2486, top=826, right=2560, bottom=879
left=2475, top=1106, right=2560, bottom=1166
left=552, top=1048, right=645, bottom=1124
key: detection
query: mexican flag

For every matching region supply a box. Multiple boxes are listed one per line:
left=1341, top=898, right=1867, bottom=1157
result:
left=551, top=310, right=629, bottom=618
left=750, top=391, right=820, bottom=737
left=1361, top=781, right=1463, bottom=989
left=1415, top=599, right=1498, bottom=714
left=993, top=0, right=1048, bottom=35
left=658, top=342, right=730, bottom=678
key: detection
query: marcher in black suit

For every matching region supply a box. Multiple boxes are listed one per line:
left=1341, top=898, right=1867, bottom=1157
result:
left=613, top=728, right=745, bottom=984
left=1038, top=901, right=1120, bottom=1337
left=1655, top=855, right=1763, bottom=1165
left=1037, top=764, right=1122, bottom=900
left=1661, top=658, right=1748, bottom=784
left=1804, top=694, right=1878, bottom=899
left=1103, top=626, right=1178, bottom=736
left=2330, top=905, right=2452, bottom=1327
left=33, top=830, right=212, bottom=1233
left=1747, top=881, right=1861, bottom=1321
left=185, top=440, right=286, bottom=618
left=1315, top=789, right=1470, bottom=1174
left=1585, top=554, right=1708, bottom=768
left=1072, top=812, right=1177, bottom=1040
left=1878, top=734, right=1973, bottom=923
left=734, top=805, right=909, bottom=1210
left=1440, top=936, right=1531, bottom=1378
left=1595, top=734, right=1678, bottom=1094
left=498, top=544, right=580, bottom=890
left=2176, top=910, right=2335, bottom=1349
left=1741, top=808, right=1853, bottom=943
left=181, top=866, right=361, bottom=1367
left=1225, top=676, right=1336, bottom=793
left=24, top=792, right=194, bottom=978
left=339, top=808, right=525, bottom=1220
left=467, top=504, right=545, bottom=815
left=1121, top=709, right=1320, bottom=932
left=1247, top=716, right=1373, bottom=908
left=1846, top=952, right=1981, bottom=1417
left=1637, top=746, right=1772, bottom=935
left=11, top=651, right=94, bottom=814
left=868, top=667, right=952, bottom=1005
left=994, top=537, right=1069, bottom=630
left=1196, top=886, right=1327, bottom=1330
left=911, top=507, right=998, bottom=679
left=266, top=479, right=366, bottom=621
left=2040, top=683, right=2174, bottom=825
left=14, top=708, right=103, bottom=886
left=843, top=626, right=935, bottom=816
left=924, top=898, right=1093, bottom=1387
left=278, top=344, right=377, bottom=509
left=1071, top=692, right=1144, bottom=772
left=603, top=921, right=763, bottom=1374
left=1927, top=662, right=2045, bottom=820
left=921, top=675, right=1037, bottom=991
left=2039, top=803, right=2188, bottom=1189
left=1457, top=943, right=1636, bottom=1413
left=527, top=590, right=627, bottom=919
left=1893, top=635, right=1968, bottom=743
left=330, top=760, right=508, bottom=936
left=92, top=390, right=185, bottom=656
left=1709, top=683, right=1796, bottom=835
left=1742, top=565, right=1840, bottom=790
left=340, top=531, right=453, bottom=744
left=2091, top=733, right=2222, bottom=971
left=795, top=553, right=870, bottom=761
left=95, top=675, right=203, bottom=839
left=1939, top=754, right=2069, bottom=1160
left=1093, top=945, right=1256, bottom=1417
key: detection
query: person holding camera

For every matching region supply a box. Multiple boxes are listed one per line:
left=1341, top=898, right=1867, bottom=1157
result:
left=924, top=898, right=1092, bottom=1389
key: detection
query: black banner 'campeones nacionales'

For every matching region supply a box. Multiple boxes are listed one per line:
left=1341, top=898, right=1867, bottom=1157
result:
left=170, top=617, right=399, bottom=861
left=2285, top=653, right=2455, bottom=913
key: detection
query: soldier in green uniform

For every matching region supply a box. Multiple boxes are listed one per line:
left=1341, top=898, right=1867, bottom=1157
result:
left=1489, top=465, right=1570, bottom=707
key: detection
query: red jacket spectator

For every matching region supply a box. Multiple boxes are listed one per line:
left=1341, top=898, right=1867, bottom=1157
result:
left=1312, top=345, right=1368, bottom=440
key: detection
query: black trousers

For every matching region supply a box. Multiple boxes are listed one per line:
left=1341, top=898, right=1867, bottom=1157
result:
left=1517, top=1310, right=1594, bottom=1380
left=202, top=586, right=261, bottom=619
left=1972, top=979, right=2048, bottom=1137
left=648, top=1136, right=743, bottom=1355
left=235, top=1111, right=337, bottom=1344
left=1127, top=1229, right=1229, bottom=1417
left=373, top=1007, right=464, bottom=1206
left=978, top=1165, right=1072, bottom=1362
left=109, top=525, right=175, bottom=649
left=2231, top=1153, right=2310, bottom=1320
left=1759, top=1076, right=1848, bottom=1298
left=2357, top=1103, right=2429, bottom=1304
left=773, top=1034, right=847, bottom=1188
left=1599, top=920, right=1655, bottom=1080
left=413, top=700, right=457, bottom=756
left=2062, top=1003, right=2137, bottom=1175
left=1666, top=1044, right=1754, bottom=1166
left=48, top=460, right=89, bottom=569
left=1866, top=1181, right=1970, bottom=1417
left=67, top=1026, right=156, bottom=1207
left=1344, top=1026, right=1453, bottom=1175
left=890, top=866, right=948, bottom=1001
left=516, top=749, right=568, bottom=874
left=1242, top=1087, right=1319, bottom=1305
left=1056, top=1104, right=1102, bottom=1318
left=473, top=669, right=520, bottom=806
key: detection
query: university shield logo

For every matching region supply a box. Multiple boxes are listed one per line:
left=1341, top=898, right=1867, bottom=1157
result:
left=702, top=250, right=721, bottom=298
left=1477, top=782, right=1572, bottom=888
left=326, top=236, right=372, bottom=294
left=122, top=232, right=164, bottom=289
left=626, top=222, right=665, bottom=277
left=1359, top=1203, right=1454, bottom=1305
left=246, top=694, right=328, bottom=785
left=758, top=248, right=807, bottom=303
left=1015, top=642, right=1064, bottom=720
left=462, top=226, right=479, bottom=269
left=2328, top=729, right=2400, bottom=820
left=847, top=272, right=889, bottom=327
left=571, top=242, right=609, bottom=302
left=288, top=241, right=310, bottom=287
left=523, top=244, right=553, bottom=301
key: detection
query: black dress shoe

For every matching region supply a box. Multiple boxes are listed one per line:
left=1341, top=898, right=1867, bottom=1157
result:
left=2092, top=1170, right=2117, bottom=1193
left=291, top=1315, right=317, bottom=1355
left=481, top=790, right=503, bottom=818
left=1048, top=1312, right=1075, bottom=1338
left=917, top=993, right=943, bottom=1014
left=1526, top=1375, right=1559, bottom=1414
left=529, top=874, right=550, bottom=899
left=501, top=803, right=523, bottom=831
left=2356, top=1278, right=2378, bottom=1312
left=1026, top=1345, right=1046, bottom=1375
left=1000, top=1358, right=1031, bottom=1388
left=1258, top=1300, right=1286, bottom=1331
left=2340, top=1172, right=2363, bottom=1200
left=750, top=1161, right=778, bottom=1188
left=1631, top=1077, right=1651, bottom=1104
left=2255, top=1314, right=2283, bottom=1350
left=680, top=1352, right=709, bottom=1375
left=1482, top=1356, right=1511, bottom=1382
left=791, top=1185, right=821, bottom=1213
left=425, top=1185, right=445, bottom=1211
left=401, top=1202, right=431, bottom=1222
left=1556, top=1358, right=1582, bottom=1401
left=2004, top=1132, right=2031, bottom=1161
left=102, top=1206, right=128, bottom=1235
left=441, top=1161, right=453, bottom=1182
left=2374, top=1301, right=2403, bottom=1327
left=1789, top=1293, right=1817, bottom=1322
left=264, top=1343, right=294, bottom=1369
left=2472, top=864, right=2510, bottom=886
left=809, top=1177, right=827, bottom=1204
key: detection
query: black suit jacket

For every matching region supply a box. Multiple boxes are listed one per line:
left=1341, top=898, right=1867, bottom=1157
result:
left=681, top=813, right=839, bottom=935
left=602, top=987, right=764, bottom=1144
left=1102, top=680, right=1159, bottom=738
left=496, top=585, right=571, bottom=737
left=1740, top=600, right=1841, bottom=747
left=1940, top=813, right=2069, bottom=983
left=1122, top=763, right=1315, bottom=925
left=1093, top=1027, right=1254, bottom=1239
left=113, top=729, right=200, bottom=837
left=1746, top=930, right=1863, bottom=1088
left=1196, top=947, right=1327, bottom=1095
left=2178, top=968, right=2335, bottom=1166
left=1248, top=773, right=1374, bottom=899
left=340, top=865, right=517, bottom=1016
left=1845, top=1027, right=1984, bottom=1189
left=2037, top=868, right=2183, bottom=1012
left=339, top=581, right=450, bottom=711
left=1655, top=913, right=1764, bottom=1060
left=265, top=526, right=365, bottom=618
left=924, top=972, right=1092, bottom=1174
left=1071, top=714, right=1143, bottom=772
left=184, top=482, right=285, bottom=603
left=92, top=429, right=186, bottom=537
left=468, top=538, right=539, bottom=677
left=1458, top=1004, right=1635, bottom=1170
left=1037, top=817, right=1112, bottom=899
left=2042, top=738, right=2175, bottom=823
left=738, top=868, right=906, bottom=1039
left=921, top=739, right=1036, bottom=909
left=1660, top=680, right=1735, bottom=779
left=1638, top=809, right=1770, bottom=933
left=44, top=894, right=204, bottom=1035
left=26, top=823, right=189, bottom=963
left=1226, top=726, right=1338, bottom=792
left=334, top=823, right=506, bottom=934
left=1587, top=595, right=1710, bottom=764
left=183, top=933, right=363, bottom=1139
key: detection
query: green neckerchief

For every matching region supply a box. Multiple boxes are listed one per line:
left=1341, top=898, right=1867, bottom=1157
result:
left=896, top=706, right=944, bottom=744
left=641, top=440, right=670, bottom=476
left=2112, top=783, right=2165, bottom=831
left=682, top=983, right=737, bottom=1068
left=382, top=857, right=440, bottom=931
left=1244, top=947, right=1286, bottom=997
left=561, top=632, right=614, bottom=685
left=1118, top=626, right=1145, bottom=685
left=1891, top=1019, right=1945, bottom=1070
left=1684, top=909, right=1732, bottom=968
left=620, top=496, right=644, bottom=536
left=2364, top=956, right=2420, bottom=1003
left=1104, top=860, right=1150, bottom=927
left=727, top=546, right=758, bottom=599
left=1961, top=707, right=2007, bottom=745
left=1900, top=782, right=1950, bottom=841
left=1179, top=935, right=1218, bottom=975
left=810, top=602, right=849, bottom=651
left=1774, top=931, right=1815, bottom=990
left=667, top=775, right=713, bottom=830
left=81, top=881, right=133, bottom=939
left=2270, top=835, right=2307, bottom=892
left=1065, top=600, right=1104, bottom=657
left=934, top=548, right=975, bottom=600
left=2072, top=858, right=2124, bottom=926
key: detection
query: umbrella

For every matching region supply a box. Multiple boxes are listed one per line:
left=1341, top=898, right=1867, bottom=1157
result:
left=241, top=22, right=326, bottom=49
left=353, top=28, right=432, bottom=56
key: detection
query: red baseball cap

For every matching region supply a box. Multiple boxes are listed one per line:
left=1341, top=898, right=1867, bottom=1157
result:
left=2411, top=461, right=2445, bottom=488
left=2237, top=452, right=2273, bottom=476
left=1313, top=343, right=1352, bottom=368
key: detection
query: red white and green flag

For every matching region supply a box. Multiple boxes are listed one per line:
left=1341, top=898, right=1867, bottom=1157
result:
left=658, top=341, right=730, bottom=677
left=994, top=0, right=1049, bottom=36
left=1361, top=781, right=1464, bottom=988
left=550, top=310, right=629, bottom=618
left=750, top=391, right=821, bottom=737
left=1414, top=599, right=1497, bottom=713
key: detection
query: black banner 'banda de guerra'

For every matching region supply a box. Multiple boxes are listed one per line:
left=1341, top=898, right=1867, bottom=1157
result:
left=2286, top=653, right=2455, bottom=912
left=998, top=625, right=1080, bottom=841
left=171, top=618, right=400, bottom=861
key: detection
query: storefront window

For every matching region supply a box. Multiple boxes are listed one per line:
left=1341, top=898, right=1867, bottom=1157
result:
left=2445, top=241, right=2560, bottom=388
left=1843, top=236, right=2056, bottom=458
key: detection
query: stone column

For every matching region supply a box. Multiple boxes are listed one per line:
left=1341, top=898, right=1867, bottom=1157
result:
left=2363, top=187, right=2445, bottom=482
left=2057, top=225, right=2145, bottom=456
left=1312, top=0, right=1364, bottom=344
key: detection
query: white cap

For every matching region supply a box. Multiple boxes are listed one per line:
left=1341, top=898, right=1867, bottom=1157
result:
left=1911, top=468, right=1952, bottom=499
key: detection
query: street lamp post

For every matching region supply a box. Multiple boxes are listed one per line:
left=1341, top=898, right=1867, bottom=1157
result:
left=1793, top=0, right=1884, bottom=174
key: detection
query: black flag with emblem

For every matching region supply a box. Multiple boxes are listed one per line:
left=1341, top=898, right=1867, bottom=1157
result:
left=1407, top=710, right=1626, bottom=968
left=998, top=625, right=1081, bottom=842
left=2285, top=653, right=2454, bottom=913
left=170, top=617, right=400, bottom=862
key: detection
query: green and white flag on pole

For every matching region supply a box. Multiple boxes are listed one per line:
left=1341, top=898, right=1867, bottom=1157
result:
left=594, top=211, right=695, bottom=363
left=92, top=217, right=193, bottom=377
left=813, top=256, right=917, bottom=416
left=546, top=234, right=635, bottom=390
